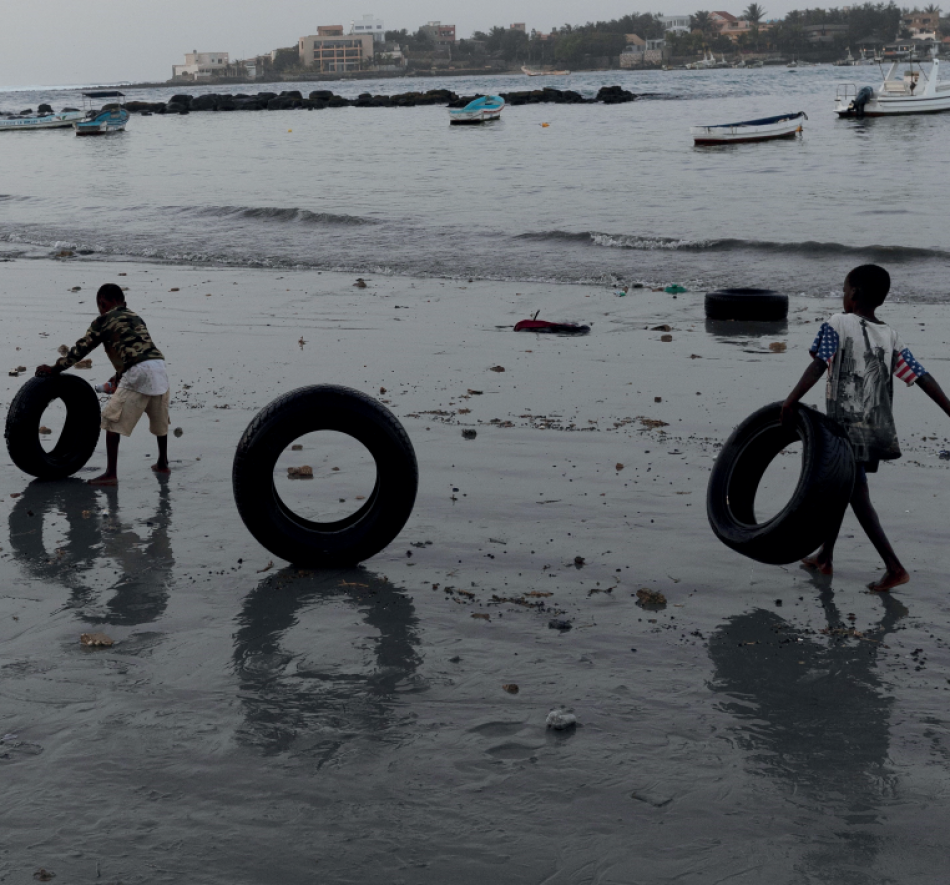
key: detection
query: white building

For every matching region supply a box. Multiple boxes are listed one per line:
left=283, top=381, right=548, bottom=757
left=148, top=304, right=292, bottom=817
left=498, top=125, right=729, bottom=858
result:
left=660, top=15, right=691, bottom=34
left=173, top=50, right=229, bottom=80
left=350, top=14, right=385, bottom=43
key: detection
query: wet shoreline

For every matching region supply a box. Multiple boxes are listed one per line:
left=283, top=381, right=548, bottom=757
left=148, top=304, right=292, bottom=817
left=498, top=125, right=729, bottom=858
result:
left=2, top=259, right=950, bottom=882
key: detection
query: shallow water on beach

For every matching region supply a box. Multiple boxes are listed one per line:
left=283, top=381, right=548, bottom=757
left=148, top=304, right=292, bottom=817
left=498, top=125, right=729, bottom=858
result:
left=2, top=67, right=950, bottom=299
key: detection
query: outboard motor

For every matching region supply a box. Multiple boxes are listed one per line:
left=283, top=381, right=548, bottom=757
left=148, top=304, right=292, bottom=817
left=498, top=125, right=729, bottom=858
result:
left=849, top=86, right=874, bottom=117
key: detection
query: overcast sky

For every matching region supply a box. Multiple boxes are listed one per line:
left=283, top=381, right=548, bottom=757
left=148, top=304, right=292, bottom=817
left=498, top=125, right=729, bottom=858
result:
left=3, top=0, right=803, bottom=89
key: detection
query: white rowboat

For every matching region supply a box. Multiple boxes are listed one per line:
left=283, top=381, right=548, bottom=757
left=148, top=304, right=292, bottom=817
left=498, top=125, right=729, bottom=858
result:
left=691, top=112, right=806, bottom=145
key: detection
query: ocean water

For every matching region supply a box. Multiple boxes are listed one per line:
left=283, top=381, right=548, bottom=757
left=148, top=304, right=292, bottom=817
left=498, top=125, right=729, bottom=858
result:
left=2, top=66, right=949, bottom=299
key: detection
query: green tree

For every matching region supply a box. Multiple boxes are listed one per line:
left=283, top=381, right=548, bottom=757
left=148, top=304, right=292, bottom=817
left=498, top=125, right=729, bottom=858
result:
left=743, top=3, right=766, bottom=23
left=690, top=10, right=715, bottom=35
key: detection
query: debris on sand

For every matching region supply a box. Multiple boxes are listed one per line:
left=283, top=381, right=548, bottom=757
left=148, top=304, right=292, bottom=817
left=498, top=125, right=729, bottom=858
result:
left=546, top=710, right=577, bottom=730
left=8, top=369, right=20, bottom=377
left=58, top=345, right=69, bottom=355
left=80, top=632, right=114, bottom=648
left=33, top=869, right=56, bottom=882
left=173, top=427, right=183, bottom=437
left=38, top=426, right=52, bottom=435
left=548, top=618, right=572, bottom=631
left=502, top=683, right=519, bottom=694
left=75, top=359, right=92, bottom=369
left=660, top=334, right=673, bottom=342
left=639, top=417, right=669, bottom=429
left=471, top=613, right=490, bottom=621
left=287, top=466, right=313, bottom=479
left=769, top=342, right=787, bottom=353
left=651, top=324, right=672, bottom=332
left=462, top=429, right=477, bottom=440
left=354, top=278, right=367, bottom=288
left=291, top=444, right=303, bottom=450
left=489, top=365, right=505, bottom=373
left=636, top=589, right=667, bottom=609
left=257, top=561, right=274, bottom=573
left=574, top=556, right=585, bottom=567
left=615, top=463, right=624, bottom=471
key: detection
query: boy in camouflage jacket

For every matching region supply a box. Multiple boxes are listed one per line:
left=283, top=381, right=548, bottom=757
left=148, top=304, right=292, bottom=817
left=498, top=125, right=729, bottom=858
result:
left=36, top=283, right=170, bottom=485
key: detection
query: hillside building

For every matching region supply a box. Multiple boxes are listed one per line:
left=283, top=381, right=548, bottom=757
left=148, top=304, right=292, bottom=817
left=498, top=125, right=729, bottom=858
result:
left=172, top=50, right=229, bottom=80
left=350, top=14, right=386, bottom=42
left=298, top=28, right=375, bottom=72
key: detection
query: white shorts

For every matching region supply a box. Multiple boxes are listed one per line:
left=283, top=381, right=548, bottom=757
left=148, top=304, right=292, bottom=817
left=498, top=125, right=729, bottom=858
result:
left=101, top=387, right=170, bottom=437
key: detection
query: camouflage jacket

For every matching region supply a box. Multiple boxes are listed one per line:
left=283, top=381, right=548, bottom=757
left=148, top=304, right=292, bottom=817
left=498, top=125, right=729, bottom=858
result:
left=55, top=305, right=164, bottom=374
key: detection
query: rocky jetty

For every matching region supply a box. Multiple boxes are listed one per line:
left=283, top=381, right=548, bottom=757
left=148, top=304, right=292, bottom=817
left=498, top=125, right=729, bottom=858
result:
left=121, top=85, right=639, bottom=115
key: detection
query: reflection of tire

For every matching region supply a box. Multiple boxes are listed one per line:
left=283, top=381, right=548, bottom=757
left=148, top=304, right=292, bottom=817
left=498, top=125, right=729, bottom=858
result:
left=232, top=385, right=418, bottom=567
left=706, top=402, right=855, bottom=565
left=705, top=288, right=788, bottom=321
left=5, top=376, right=101, bottom=479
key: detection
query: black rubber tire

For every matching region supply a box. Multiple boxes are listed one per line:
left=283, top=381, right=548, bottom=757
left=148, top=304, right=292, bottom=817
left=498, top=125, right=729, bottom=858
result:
left=706, top=401, right=855, bottom=565
left=705, top=288, right=788, bottom=321
left=5, top=375, right=101, bottom=479
left=232, top=385, right=418, bottom=567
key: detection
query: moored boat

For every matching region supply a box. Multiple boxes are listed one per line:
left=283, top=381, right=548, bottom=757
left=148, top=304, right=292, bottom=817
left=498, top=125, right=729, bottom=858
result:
left=834, top=48, right=950, bottom=116
left=74, top=91, right=129, bottom=136
left=691, top=111, right=806, bottom=145
left=522, top=65, right=571, bottom=76
left=0, top=109, right=83, bottom=131
left=448, top=95, right=505, bottom=125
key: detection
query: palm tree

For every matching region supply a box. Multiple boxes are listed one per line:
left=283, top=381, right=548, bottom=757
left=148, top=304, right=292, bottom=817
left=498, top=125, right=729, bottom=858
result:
left=924, top=3, right=941, bottom=12
left=690, top=10, right=714, bottom=34
left=743, top=3, right=766, bottom=24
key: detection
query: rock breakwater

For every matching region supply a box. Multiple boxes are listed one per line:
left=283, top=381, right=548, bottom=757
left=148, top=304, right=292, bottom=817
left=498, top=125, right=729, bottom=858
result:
left=123, top=85, right=639, bottom=115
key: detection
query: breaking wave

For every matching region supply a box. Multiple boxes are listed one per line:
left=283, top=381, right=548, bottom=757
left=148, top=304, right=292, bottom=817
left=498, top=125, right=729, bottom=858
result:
left=517, top=229, right=950, bottom=261
left=182, top=205, right=381, bottom=226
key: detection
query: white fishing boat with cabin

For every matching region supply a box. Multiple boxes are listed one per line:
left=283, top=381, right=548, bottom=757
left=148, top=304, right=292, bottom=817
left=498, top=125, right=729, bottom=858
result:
left=835, top=48, right=950, bottom=116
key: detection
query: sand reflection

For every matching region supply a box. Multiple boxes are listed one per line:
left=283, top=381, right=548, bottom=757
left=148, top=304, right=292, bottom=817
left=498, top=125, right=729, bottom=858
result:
left=8, top=477, right=174, bottom=625
left=232, top=568, right=422, bottom=760
left=708, top=590, right=906, bottom=871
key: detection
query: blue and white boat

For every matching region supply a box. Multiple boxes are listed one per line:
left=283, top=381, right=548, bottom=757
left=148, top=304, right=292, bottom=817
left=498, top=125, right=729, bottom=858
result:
left=0, top=108, right=83, bottom=131
left=691, top=111, right=806, bottom=145
left=74, top=91, right=129, bottom=136
left=448, top=95, right=505, bottom=125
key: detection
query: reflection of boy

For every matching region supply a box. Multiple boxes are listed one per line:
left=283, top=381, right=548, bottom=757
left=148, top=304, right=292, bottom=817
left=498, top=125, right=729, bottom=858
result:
left=35, top=283, right=170, bottom=486
left=782, top=265, right=950, bottom=591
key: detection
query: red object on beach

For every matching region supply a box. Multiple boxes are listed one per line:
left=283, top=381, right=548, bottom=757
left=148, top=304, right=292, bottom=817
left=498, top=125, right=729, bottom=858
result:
left=514, top=319, right=590, bottom=335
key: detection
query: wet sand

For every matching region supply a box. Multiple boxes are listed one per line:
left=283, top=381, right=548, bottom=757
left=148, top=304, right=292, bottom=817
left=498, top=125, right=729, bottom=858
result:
left=2, top=257, right=950, bottom=883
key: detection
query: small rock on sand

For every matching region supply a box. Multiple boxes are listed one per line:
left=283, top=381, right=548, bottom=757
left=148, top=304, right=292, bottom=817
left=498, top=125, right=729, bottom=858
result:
left=502, top=683, right=519, bottom=694
left=769, top=342, right=787, bottom=353
left=287, top=466, right=313, bottom=479
left=548, top=618, right=572, bottom=631
left=75, top=359, right=92, bottom=369
left=38, top=426, right=52, bottom=435
left=636, top=588, right=667, bottom=608
left=291, top=444, right=303, bottom=450
left=462, top=429, right=477, bottom=440
left=173, top=427, right=183, bottom=437
left=80, top=632, right=114, bottom=647
left=546, top=710, right=577, bottom=730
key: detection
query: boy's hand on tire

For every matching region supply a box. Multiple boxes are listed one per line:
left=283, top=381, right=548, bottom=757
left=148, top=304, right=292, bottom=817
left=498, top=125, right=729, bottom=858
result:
left=780, top=400, right=797, bottom=427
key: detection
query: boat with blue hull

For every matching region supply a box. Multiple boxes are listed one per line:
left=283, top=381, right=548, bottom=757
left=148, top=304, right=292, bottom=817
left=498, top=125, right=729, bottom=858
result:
left=0, top=109, right=83, bottom=131
left=74, top=91, right=129, bottom=136
left=691, top=111, right=806, bottom=145
left=448, top=95, right=505, bottom=125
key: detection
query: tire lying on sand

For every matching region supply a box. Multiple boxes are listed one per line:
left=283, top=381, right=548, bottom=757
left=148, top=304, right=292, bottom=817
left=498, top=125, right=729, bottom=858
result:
left=705, top=288, right=788, bottom=321
left=232, top=385, right=418, bottom=567
left=706, top=401, right=855, bottom=565
left=5, top=375, right=101, bottom=479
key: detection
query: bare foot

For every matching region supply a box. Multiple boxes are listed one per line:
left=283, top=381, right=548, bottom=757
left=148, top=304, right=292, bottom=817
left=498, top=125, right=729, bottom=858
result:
left=800, top=555, right=833, bottom=577
left=151, top=463, right=171, bottom=475
left=868, top=569, right=909, bottom=592
left=88, top=473, right=118, bottom=486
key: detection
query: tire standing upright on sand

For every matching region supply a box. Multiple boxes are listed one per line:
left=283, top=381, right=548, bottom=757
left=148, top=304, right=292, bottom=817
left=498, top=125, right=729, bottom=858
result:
left=232, top=385, right=418, bottom=567
left=706, top=401, right=856, bottom=565
left=5, top=375, right=102, bottom=479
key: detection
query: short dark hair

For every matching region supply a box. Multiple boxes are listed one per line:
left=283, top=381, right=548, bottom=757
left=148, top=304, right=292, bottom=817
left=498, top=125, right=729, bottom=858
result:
left=846, top=264, right=890, bottom=308
left=96, top=283, right=126, bottom=305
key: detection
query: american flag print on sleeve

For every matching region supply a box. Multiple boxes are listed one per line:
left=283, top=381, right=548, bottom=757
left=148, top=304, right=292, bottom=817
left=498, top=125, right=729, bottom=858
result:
left=894, top=348, right=927, bottom=385
left=809, top=322, right=840, bottom=366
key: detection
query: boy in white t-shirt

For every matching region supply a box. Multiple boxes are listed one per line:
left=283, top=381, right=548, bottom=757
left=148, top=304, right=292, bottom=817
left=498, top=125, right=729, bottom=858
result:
left=781, top=265, right=950, bottom=591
